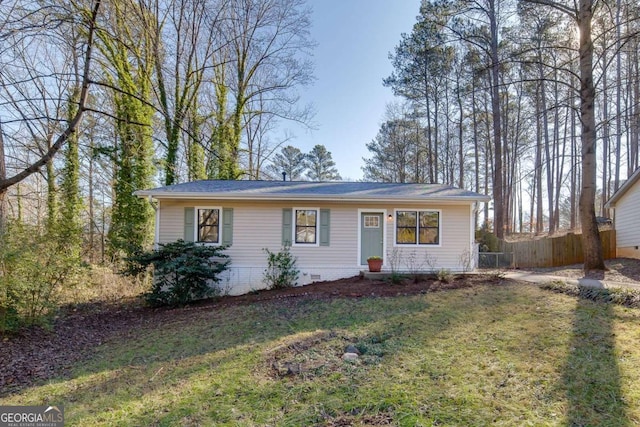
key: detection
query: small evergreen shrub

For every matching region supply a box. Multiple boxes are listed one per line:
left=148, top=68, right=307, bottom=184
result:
left=387, top=272, right=406, bottom=285
left=125, top=240, right=230, bottom=307
left=263, top=246, right=299, bottom=289
left=476, top=223, right=500, bottom=252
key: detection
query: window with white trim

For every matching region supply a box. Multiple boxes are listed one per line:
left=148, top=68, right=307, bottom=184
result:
left=197, top=208, right=220, bottom=243
left=294, top=208, right=318, bottom=244
left=395, top=210, right=440, bottom=245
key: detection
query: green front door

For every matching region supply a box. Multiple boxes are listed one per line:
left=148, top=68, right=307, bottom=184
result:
left=361, top=213, right=384, bottom=265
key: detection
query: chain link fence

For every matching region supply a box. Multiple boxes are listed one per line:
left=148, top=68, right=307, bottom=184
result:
left=478, top=252, right=513, bottom=269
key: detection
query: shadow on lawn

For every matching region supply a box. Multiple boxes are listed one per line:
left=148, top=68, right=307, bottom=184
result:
left=43, top=298, right=437, bottom=409
left=562, top=289, right=630, bottom=426
left=49, top=286, right=517, bottom=425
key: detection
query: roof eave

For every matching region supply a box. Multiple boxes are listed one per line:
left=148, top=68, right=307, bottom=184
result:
left=134, top=190, right=491, bottom=204
left=605, top=167, right=640, bottom=208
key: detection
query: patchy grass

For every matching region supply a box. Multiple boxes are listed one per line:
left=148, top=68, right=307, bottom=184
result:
left=4, top=283, right=640, bottom=426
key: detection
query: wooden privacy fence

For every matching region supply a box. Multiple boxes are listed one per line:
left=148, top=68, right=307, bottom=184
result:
left=499, top=230, right=616, bottom=268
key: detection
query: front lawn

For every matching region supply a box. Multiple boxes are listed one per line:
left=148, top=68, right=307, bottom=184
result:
left=3, top=282, right=640, bottom=426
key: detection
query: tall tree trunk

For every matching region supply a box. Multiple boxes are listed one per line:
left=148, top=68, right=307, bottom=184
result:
left=102, top=2, right=155, bottom=260
left=554, top=102, right=568, bottom=231
left=187, top=105, right=207, bottom=181
left=483, top=89, right=492, bottom=226
left=510, top=78, right=524, bottom=233
left=59, top=86, right=83, bottom=258
left=425, top=88, right=434, bottom=183
left=489, top=0, right=504, bottom=238
left=570, top=86, right=578, bottom=230
left=457, top=78, right=464, bottom=189
left=434, top=90, right=440, bottom=182
left=535, top=88, right=544, bottom=234
left=46, top=152, right=57, bottom=231
left=88, top=136, right=95, bottom=264
left=600, top=46, right=609, bottom=216
left=529, top=164, right=536, bottom=233
left=614, top=0, right=622, bottom=191
left=502, top=86, right=512, bottom=234
left=0, top=122, right=6, bottom=233
left=444, top=82, right=453, bottom=184
left=472, top=88, right=481, bottom=226
left=538, top=54, right=554, bottom=233
left=577, top=0, right=605, bottom=271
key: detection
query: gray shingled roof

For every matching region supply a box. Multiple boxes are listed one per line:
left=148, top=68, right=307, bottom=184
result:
left=135, top=180, right=490, bottom=202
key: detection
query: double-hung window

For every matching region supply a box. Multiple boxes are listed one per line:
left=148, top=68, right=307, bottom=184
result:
left=294, top=208, right=318, bottom=245
left=395, top=210, right=440, bottom=245
left=196, top=207, right=221, bottom=243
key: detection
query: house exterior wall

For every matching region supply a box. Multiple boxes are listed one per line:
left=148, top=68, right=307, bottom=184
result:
left=157, top=199, right=476, bottom=295
left=613, top=182, right=640, bottom=259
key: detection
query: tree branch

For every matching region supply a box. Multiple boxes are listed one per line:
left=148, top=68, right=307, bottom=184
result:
left=0, top=0, right=102, bottom=192
left=520, top=0, right=577, bottom=19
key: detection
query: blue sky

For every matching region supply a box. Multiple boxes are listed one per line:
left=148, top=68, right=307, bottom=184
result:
left=286, top=1, right=420, bottom=181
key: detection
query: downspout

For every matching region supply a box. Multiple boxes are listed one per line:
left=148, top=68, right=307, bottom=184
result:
left=471, top=202, right=480, bottom=270
left=147, top=195, right=159, bottom=250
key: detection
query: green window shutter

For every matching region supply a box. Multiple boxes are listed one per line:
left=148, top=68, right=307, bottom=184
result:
left=184, top=207, right=195, bottom=242
left=319, top=209, right=330, bottom=246
left=222, top=208, right=233, bottom=246
left=282, top=208, right=292, bottom=246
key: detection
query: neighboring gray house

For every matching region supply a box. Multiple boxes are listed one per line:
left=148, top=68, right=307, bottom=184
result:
left=605, top=167, right=640, bottom=259
left=136, top=180, right=490, bottom=295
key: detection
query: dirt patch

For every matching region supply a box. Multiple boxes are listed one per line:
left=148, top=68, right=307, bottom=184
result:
left=523, top=257, right=640, bottom=283
left=0, top=274, right=500, bottom=396
left=265, top=330, right=341, bottom=379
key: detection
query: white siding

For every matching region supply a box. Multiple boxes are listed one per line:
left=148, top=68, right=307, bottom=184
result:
left=383, top=205, right=472, bottom=272
left=615, top=181, right=640, bottom=251
left=157, top=199, right=476, bottom=295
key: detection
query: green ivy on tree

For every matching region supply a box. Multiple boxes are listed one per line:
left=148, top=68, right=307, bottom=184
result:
left=100, top=6, right=155, bottom=260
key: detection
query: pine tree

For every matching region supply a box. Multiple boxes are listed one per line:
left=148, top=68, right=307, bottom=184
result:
left=304, top=145, right=341, bottom=181
left=267, top=145, right=307, bottom=180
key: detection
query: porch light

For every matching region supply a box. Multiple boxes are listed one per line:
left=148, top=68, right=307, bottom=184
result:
left=387, top=214, right=393, bottom=222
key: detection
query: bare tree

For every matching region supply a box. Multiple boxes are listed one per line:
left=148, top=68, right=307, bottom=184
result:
left=0, top=0, right=102, bottom=230
left=152, top=0, right=225, bottom=185
left=242, top=93, right=295, bottom=179
left=212, top=0, right=315, bottom=179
